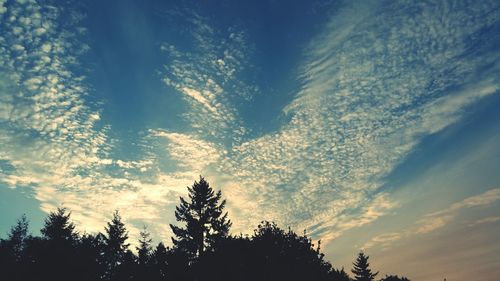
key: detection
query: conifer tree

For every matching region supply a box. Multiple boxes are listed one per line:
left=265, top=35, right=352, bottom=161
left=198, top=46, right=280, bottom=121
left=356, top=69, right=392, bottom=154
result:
left=380, top=275, right=411, bottom=281
left=136, top=226, right=153, bottom=280
left=41, top=207, right=77, bottom=243
left=170, top=176, right=231, bottom=258
left=137, top=226, right=153, bottom=266
left=6, top=214, right=30, bottom=262
left=39, top=208, right=79, bottom=281
left=352, top=252, right=379, bottom=281
left=0, top=215, right=31, bottom=281
left=151, top=242, right=169, bottom=281
left=103, top=210, right=130, bottom=281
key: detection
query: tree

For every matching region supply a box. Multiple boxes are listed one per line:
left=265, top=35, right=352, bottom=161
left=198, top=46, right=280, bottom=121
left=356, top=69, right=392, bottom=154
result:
left=41, top=207, right=77, bottom=243
left=0, top=215, right=31, bottom=281
left=136, top=226, right=153, bottom=281
left=151, top=242, right=169, bottom=281
left=331, top=267, right=351, bottom=281
left=38, top=208, right=79, bottom=281
left=170, top=176, right=231, bottom=258
left=137, top=226, right=153, bottom=266
left=103, top=210, right=130, bottom=281
left=77, top=233, right=106, bottom=281
left=5, top=214, right=30, bottom=262
left=380, top=275, right=410, bottom=281
left=352, top=252, right=378, bottom=281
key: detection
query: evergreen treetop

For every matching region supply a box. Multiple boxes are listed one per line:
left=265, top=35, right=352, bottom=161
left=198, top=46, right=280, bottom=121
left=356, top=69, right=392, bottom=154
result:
left=41, top=207, right=77, bottom=243
left=170, top=176, right=231, bottom=258
left=352, top=252, right=379, bottom=281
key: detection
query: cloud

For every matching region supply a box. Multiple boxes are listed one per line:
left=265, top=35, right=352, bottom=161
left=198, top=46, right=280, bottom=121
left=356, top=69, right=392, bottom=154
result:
left=1, top=0, right=499, bottom=249
left=160, top=12, right=255, bottom=143
left=468, top=216, right=500, bottom=227
left=0, top=0, right=175, bottom=243
left=363, top=188, right=500, bottom=250
left=152, top=0, right=500, bottom=244
left=416, top=188, right=500, bottom=234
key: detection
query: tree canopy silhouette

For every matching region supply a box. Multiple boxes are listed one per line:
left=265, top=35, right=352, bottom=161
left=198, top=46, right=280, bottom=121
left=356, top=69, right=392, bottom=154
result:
left=380, top=275, right=411, bottom=281
left=352, top=252, right=379, bottom=281
left=0, top=176, right=412, bottom=281
left=103, top=210, right=130, bottom=281
left=170, top=176, right=231, bottom=258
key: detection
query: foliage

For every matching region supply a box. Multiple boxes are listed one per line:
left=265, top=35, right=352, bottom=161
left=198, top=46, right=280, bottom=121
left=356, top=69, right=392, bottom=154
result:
left=352, top=252, right=379, bottom=281
left=103, top=210, right=130, bottom=281
left=0, top=177, right=411, bottom=281
left=41, top=207, right=78, bottom=243
left=170, top=176, right=231, bottom=258
left=380, top=275, right=411, bottom=281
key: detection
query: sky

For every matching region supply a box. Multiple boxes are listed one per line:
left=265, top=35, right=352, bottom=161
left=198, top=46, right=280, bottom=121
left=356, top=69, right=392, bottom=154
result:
left=0, top=0, right=499, bottom=280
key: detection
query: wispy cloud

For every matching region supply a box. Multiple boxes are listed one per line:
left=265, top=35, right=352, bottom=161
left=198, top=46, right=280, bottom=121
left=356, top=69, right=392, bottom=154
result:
left=416, top=188, right=500, bottom=234
left=160, top=11, right=255, bottom=143
left=363, top=188, right=500, bottom=250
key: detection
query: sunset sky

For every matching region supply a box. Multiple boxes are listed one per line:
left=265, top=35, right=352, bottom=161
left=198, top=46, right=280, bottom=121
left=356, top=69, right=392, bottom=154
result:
left=1, top=0, right=499, bottom=280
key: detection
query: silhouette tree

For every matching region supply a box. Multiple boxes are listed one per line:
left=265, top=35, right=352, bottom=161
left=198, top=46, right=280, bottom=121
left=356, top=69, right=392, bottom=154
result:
left=151, top=242, right=169, bottom=281
left=380, top=275, right=410, bottom=281
left=352, top=252, right=378, bottom=281
left=40, top=208, right=81, bottom=281
left=0, top=215, right=30, bottom=281
left=331, top=267, right=351, bottom=281
left=0, top=204, right=414, bottom=281
left=136, top=226, right=153, bottom=281
left=170, top=176, right=231, bottom=258
left=103, top=210, right=130, bottom=281
left=5, top=214, right=30, bottom=262
left=77, top=233, right=106, bottom=281
left=41, top=207, right=78, bottom=242
left=164, top=247, right=191, bottom=281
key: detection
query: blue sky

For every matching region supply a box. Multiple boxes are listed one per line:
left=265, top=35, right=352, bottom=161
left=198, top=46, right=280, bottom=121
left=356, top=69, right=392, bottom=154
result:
left=1, top=0, right=499, bottom=280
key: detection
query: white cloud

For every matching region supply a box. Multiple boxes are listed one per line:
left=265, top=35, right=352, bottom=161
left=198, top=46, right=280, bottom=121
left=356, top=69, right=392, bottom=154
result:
left=150, top=0, right=500, bottom=246
left=1, top=0, right=499, bottom=250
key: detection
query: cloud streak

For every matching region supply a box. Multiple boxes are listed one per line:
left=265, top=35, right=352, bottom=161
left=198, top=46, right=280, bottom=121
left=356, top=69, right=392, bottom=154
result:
left=363, top=188, right=500, bottom=250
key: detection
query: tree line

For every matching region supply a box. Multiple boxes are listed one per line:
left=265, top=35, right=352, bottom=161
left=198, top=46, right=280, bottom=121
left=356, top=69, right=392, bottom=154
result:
left=0, top=176, right=410, bottom=281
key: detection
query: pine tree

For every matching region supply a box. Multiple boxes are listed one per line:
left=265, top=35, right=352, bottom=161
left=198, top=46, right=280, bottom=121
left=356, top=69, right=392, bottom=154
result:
left=352, top=252, right=379, bottom=281
left=137, top=226, right=153, bottom=265
left=103, top=210, right=130, bottom=281
left=6, top=214, right=30, bottom=262
left=0, top=215, right=31, bottom=280
left=41, top=207, right=77, bottom=243
left=136, top=226, right=153, bottom=280
left=39, top=208, right=79, bottom=281
left=151, top=242, right=169, bottom=281
left=380, top=275, right=411, bottom=281
left=170, top=176, right=231, bottom=258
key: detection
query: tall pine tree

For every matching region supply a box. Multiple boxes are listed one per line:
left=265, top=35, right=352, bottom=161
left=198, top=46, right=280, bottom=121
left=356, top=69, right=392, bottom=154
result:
left=352, top=252, right=379, bottom=281
left=136, top=226, right=153, bottom=281
left=40, top=208, right=79, bottom=281
left=137, top=226, right=152, bottom=266
left=103, top=210, right=130, bottom=281
left=41, top=207, right=77, bottom=243
left=6, top=214, right=30, bottom=262
left=170, top=176, right=231, bottom=258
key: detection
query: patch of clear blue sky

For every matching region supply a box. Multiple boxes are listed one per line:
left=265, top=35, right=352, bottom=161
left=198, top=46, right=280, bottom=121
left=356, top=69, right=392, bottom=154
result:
left=380, top=93, right=500, bottom=195
left=82, top=0, right=333, bottom=138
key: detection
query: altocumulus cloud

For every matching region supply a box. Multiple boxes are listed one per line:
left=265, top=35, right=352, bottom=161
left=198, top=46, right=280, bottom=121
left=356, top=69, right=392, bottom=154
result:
left=0, top=0, right=191, bottom=242
left=1, top=0, right=499, bottom=248
left=153, top=0, right=500, bottom=244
